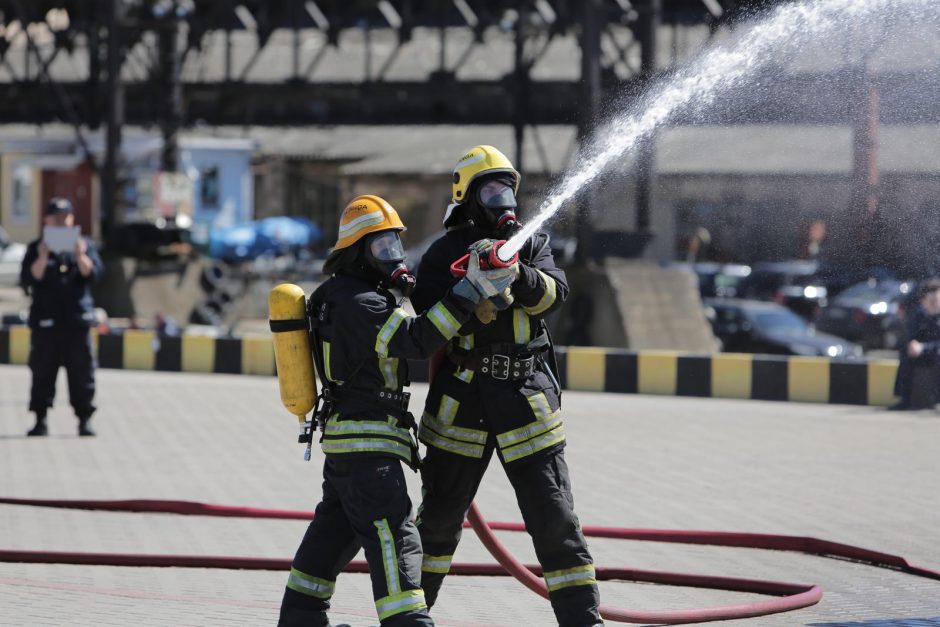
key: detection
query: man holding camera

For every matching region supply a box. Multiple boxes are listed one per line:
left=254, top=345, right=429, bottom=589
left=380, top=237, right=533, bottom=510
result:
left=19, top=197, right=103, bottom=437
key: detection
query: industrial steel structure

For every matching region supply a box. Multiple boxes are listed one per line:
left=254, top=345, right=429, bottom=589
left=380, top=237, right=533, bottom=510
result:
left=0, top=0, right=783, bottom=243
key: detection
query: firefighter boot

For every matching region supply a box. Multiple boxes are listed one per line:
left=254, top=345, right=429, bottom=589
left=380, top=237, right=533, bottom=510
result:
left=27, top=412, right=48, bottom=437
left=78, top=414, right=96, bottom=437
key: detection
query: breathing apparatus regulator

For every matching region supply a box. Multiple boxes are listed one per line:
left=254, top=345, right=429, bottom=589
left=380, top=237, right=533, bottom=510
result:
left=363, top=230, right=416, bottom=296
left=473, top=175, right=522, bottom=239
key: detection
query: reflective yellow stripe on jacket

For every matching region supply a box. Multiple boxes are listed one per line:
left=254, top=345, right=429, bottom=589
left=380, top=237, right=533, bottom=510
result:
left=428, top=301, right=462, bottom=340
left=418, top=394, right=487, bottom=458
left=375, top=308, right=409, bottom=358
left=453, top=334, right=474, bottom=383
left=497, top=391, right=565, bottom=463
left=321, top=415, right=414, bottom=463
left=522, top=270, right=558, bottom=316
left=512, top=308, right=531, bottom=344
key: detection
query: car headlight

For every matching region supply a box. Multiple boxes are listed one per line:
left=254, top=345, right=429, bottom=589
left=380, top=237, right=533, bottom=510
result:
left=826, top=345, right=840, bottom=357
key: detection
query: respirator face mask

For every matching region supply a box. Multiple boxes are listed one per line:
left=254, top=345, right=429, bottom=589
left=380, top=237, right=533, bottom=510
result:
left=477, top=178, right=521, bottom=238
left=367, top=231, right=416, bottom=295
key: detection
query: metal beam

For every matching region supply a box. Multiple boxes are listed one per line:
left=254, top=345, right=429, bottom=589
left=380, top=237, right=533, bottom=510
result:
left=102, top=0, right=125, bottom=243
left=575, top=0, right=602, bottom=264
left=634, top=0, right=659, bottom=235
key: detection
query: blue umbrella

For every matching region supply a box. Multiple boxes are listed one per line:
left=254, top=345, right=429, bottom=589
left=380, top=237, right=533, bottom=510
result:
left=208, top=217, right=323, bottom=262
left=256, top=216, right=323, bottom=247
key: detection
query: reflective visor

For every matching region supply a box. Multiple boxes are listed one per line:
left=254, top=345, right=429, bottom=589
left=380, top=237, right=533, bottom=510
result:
left=478, top=179, right=517, bottom=210
left=369, top=231, right=406, bottom=262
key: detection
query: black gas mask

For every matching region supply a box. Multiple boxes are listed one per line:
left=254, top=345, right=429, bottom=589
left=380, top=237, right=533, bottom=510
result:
left=473, top=175, right=521, bottom=239
left=364, top=231, right=416, bottom=296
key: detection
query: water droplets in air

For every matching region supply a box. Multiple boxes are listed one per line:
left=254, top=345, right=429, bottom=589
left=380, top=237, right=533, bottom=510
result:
left=499, top=0, right=938, bottom=261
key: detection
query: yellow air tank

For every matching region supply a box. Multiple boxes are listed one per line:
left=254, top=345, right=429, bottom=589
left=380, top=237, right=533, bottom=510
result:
left=268, top=283, right=318, bottom=423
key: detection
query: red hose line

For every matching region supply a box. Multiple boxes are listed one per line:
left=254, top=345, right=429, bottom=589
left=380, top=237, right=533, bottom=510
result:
left=0, top=548, right=819, bottom=593
left=2, top=497, right=936, bottom=580
left=0, top=497, right=310, bottom=520
left=5, top=497, right=940, bottom=623
left=466, top=503, right=821, bottom=624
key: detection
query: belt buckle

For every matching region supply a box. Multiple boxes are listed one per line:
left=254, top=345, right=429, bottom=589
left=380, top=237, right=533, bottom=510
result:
left=489, top=354, right=511, bottom=380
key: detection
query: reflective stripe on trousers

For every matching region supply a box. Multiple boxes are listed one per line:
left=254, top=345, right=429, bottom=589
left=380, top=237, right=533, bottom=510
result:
left=286, top=567, right=335, bottom=599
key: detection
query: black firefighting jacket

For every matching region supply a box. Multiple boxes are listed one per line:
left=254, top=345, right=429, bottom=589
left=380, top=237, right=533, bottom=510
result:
left=411, top=226, right=570, bottom=464
left=308, top=271, right=477, bottom=465
left=20, top=238, right=104, bottom=330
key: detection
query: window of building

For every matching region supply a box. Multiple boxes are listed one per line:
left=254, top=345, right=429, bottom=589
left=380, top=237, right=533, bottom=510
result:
left=200, top=166, right=220, bottom=210
left=12, top=164, right=32, bottom=224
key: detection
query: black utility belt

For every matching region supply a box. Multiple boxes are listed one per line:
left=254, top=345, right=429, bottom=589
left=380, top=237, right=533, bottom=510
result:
left=480, top=354, right=536, bottom=381
left=329, top=387, right=411, bottom=413
left=449, top=351, right=537, bottom=381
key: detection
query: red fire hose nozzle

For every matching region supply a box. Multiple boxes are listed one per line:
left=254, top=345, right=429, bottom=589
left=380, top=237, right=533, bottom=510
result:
left=450, top=240, right=519, bottom=278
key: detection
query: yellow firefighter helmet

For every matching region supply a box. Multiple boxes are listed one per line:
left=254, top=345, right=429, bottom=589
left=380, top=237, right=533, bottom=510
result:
left=324, top=195, right=406, bottom=274
left=444, top=145, right=521, bottom=227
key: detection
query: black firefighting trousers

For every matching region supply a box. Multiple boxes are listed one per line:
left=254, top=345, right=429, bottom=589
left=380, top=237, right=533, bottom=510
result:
left=417, top=445, right=602, bottom=627
left=279, top=456, right=434, bottom=627
left=28, top=325, right=96, bottom=418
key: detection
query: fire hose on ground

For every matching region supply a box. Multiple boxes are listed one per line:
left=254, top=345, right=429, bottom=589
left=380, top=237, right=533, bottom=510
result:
left=2, top=497, right=939, bottom=624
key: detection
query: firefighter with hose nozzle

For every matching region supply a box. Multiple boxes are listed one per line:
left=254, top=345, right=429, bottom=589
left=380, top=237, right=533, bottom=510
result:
left=411, top=146, right=603, bottom=626
left=272, top=194, right=517, bottom=627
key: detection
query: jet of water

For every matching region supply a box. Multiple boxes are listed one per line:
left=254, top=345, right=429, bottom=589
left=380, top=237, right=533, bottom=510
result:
left=498, top=0, right=934, bottom=262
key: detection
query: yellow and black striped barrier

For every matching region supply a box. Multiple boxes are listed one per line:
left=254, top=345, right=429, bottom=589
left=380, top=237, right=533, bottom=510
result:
left=0, top=328, right=898, bottom=406
left=0, top=327, right=275, bottom=377
left=552, top=347, right=898, bottom=407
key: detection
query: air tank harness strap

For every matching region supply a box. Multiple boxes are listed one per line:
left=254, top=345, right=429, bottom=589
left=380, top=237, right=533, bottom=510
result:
left=303, top=303, right=338, bottom=453
left=268, top=318, right=309, bottom=333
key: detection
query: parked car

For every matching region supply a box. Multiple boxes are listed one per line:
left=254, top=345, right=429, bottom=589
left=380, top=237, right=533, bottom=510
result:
left=705, top=298, right=864, bottom=358
left=737, top=260, right=828, bottom=319
left=815, top=279, right=914, bottom=349
left=668, top=262, right=752, bottom=298
left=0, top=226, right=27, bottom=288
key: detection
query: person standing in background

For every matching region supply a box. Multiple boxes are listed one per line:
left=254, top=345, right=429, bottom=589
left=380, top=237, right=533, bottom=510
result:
left=890, top=279, right=940, bottom=410
left=19, top=197, right=104, bottom=436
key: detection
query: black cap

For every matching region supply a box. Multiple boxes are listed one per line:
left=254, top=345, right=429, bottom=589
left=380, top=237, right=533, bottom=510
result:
left=46, top=197, right=74, bottom=215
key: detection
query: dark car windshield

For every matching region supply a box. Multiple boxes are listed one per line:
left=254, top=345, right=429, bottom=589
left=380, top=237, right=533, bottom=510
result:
left=745, top=309, right=807, bottom=335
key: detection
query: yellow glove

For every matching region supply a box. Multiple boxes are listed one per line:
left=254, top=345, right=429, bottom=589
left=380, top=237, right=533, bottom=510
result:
left=474, top=298, right=498, bottom=324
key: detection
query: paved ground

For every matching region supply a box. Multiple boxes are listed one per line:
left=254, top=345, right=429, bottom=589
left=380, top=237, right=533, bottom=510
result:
left=1, top=365, right=939, bottom=627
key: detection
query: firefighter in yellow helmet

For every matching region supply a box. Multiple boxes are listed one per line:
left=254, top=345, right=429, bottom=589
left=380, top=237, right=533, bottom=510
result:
left=412, top=147, right=603, bottom=626
left=278, top=194, right=518, bottom=627
left=443, top=144, right=522, bottom=238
